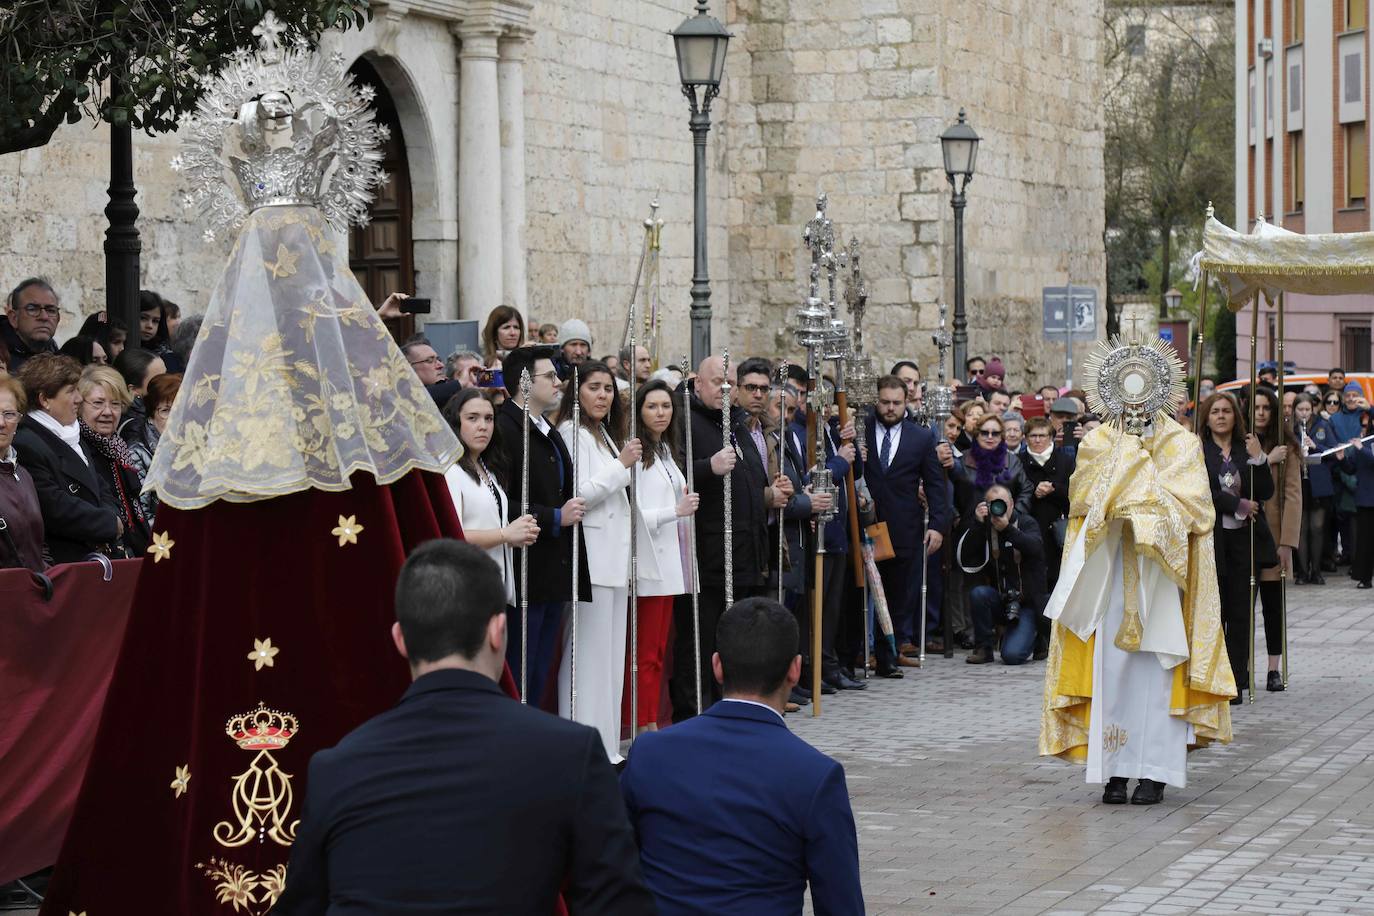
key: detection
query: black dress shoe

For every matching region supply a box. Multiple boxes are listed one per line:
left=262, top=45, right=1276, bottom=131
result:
left=1266, top=671, right=1285, bottom=692
left=1130, top=779, right=1165, bottom=805
left=825, top=672, right=868, bottom=690
left=788, top=687, right=811, bottom=706
left=1102, top=777, right=1128, bottom=804
left=1229, top=695, right=1243, bottom=705
left=956, top=631, right=976, bottom=650
left=875, top=665, right=905, bottom=679
left=1311, top=573, right=1326, bottom=585
left=1358, top=581, right=1372, bottom=589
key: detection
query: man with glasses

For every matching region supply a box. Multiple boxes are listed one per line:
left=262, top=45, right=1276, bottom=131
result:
left=965, top=356, right=986, bottom=385
left=496, top=345, right=590, bottom=710
left=2, top=278, right=62, bottom=374
left=402, top=336, right=462, bottom=409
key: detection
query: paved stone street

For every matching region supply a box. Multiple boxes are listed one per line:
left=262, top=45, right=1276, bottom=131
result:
left=788, top=577, right=1374, bottom=915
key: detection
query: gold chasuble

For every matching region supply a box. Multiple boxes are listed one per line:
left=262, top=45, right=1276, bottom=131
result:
left=1039, top=417, right=1235, bottom=764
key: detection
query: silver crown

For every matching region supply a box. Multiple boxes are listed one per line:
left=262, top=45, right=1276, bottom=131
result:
left=170, top=12, right=389, bottom=241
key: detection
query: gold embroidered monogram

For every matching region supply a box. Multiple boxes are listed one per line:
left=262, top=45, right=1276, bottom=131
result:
left=1102, top=724, right=1129, bottom=754
left=214, top=704, right=300, bottom=848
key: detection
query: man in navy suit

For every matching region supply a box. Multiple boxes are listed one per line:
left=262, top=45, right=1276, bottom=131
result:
left=863, top=376, right=951, bottom=672
left=275, top=540, right=654, bottom=915
left=621, top=597, right=864, bottom=915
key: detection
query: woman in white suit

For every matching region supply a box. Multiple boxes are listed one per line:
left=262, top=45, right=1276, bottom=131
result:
left=440, top=388, right=538, bottom=605
left=632, top=380, right=698, bottom=733
left=554, top=361, right=648, bottom=763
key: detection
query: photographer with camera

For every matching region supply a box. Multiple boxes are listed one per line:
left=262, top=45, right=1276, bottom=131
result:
left=955, top=483, right=1048, bottom=665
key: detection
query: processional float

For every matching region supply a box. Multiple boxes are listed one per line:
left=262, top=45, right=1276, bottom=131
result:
left=1197, top=205, right=1374, bottom=699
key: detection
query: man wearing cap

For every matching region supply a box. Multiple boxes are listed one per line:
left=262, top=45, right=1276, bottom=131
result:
left=559, top=319, right=592, bottom=367
left=1048, top=396, right=1083, bottom=456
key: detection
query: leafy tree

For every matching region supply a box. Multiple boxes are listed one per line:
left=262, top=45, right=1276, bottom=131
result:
left=1103, top=2, right=1234, bottom=338
left=0, top=0, right=370, bottom=155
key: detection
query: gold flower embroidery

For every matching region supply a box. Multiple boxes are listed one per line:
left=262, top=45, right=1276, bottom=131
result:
left=264, top=243, right=300, bottom=279
left=171, top=764, right=191, bottom=798
left=332, top=515, right=364, bottom=546
left=147, top=531, right=175, bottom=563
left=248, top=637, right=280, bottom=671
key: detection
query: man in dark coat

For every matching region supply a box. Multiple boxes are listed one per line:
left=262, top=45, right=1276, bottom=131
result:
left=670, top=354, right=772, bottom=721
left=495, top=345, right=590, bottom=710
left=2, top=278, right=62, bottom=375
left=275, top=540, right=655, bottom=915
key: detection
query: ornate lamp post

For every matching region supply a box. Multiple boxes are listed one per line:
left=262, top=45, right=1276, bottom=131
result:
left=672, top=1, right=732, bottom=366
left=939, top=108, right=980, bottom=382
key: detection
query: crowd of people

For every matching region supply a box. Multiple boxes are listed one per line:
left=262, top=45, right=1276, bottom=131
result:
left=6, top=284, right=1374, bottom=707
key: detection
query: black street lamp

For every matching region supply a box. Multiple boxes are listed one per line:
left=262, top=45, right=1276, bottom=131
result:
left=939, top=108, right=980, bottom=380
left=672, top=1, right=731, bottom=366
left=105, top=72, right=143, bottom=338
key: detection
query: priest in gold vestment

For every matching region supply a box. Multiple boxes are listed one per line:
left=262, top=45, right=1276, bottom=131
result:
left=1040, top=356, right=1235, bottom=805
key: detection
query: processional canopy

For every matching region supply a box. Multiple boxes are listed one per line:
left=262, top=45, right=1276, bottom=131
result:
left=1200, top=215, right=1374, bottom=309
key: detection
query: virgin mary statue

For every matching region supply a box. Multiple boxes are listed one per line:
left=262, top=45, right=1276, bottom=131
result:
left=1039, top=333, right=1235, bottom=806
left=41, top=16, right=476, bottom=915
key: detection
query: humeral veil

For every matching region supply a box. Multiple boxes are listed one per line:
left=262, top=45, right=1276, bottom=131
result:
left=1039, top=418, right=1235, bottom=777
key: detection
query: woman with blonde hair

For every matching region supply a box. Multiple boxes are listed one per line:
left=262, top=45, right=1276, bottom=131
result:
left=77, top=364, right=151, bottom=556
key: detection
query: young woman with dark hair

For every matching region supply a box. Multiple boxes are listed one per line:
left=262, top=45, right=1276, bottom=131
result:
left=480, top=305, right=527, bottom=368
left=1198, top=391, right=1275, bottom=702
left=554, top=361, right=643, bottom=763
left=441, top=388, right=538, bottom=605
left=628, top=379, right=698, bottom=734
left=1251, top=386, right=1302, bottom=691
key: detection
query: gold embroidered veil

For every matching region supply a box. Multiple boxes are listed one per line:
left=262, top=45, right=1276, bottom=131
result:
left=145, top=14, right=460, bottom=510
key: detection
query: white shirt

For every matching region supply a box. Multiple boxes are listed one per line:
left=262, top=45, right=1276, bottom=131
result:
left=445, top=464, right=516, bottom=604
left=30, top=409, right=87, bottom=465
left=719, top=697, right=786, bottom=723
left=876, top=420, right=902, bottom=468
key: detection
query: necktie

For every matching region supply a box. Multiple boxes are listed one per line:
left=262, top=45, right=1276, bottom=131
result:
left=880, top=427, right=893, bottom=468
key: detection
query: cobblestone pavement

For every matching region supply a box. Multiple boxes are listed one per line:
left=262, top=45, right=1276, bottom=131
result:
left=787, top=576, right=1374, bottom=915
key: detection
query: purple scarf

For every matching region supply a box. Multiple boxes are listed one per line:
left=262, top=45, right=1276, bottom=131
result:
left=971, top=441, right=1011, bottom=490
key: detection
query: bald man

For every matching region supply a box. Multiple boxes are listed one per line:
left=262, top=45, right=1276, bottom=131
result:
left=670, top=355, right=772, bottom=720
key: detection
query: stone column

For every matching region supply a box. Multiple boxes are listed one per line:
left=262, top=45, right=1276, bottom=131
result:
left=456, top=25, right=503, bottom=320
left=498, top=31, right=529, bottom=317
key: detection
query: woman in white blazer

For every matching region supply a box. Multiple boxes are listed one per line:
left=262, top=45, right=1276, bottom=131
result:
left=554, top=361, right=648, bottom=763
left=631, top=380, right=699, bottom=733
left=440, top=389, right=538, bottom=605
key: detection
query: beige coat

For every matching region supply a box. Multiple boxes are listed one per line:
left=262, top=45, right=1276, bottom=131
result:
left=1260, top=454, right=1302, bottom=583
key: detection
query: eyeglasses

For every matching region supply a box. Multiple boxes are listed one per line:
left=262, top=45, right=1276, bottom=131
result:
left=532, top=370, right=559, bottom=381
left=970, top=368, right=985, bottom=376
left=408, top=356, right=443, bottom=367
left=740, top=383, right=771, bottom=395
left=978, top=429, right=1002, bottom=438
left=1325, top=399, right=1339, bottom=406
left=19, top=304, right=59, bottom=318
left=0, top=410, right=19, bottom=424
left=154, top=406, right=173, bottom=419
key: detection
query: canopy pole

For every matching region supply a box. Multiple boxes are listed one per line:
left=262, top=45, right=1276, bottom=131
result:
left=1247, top=294, right=1260, bottom=706
left=1193, top=271, right=1210, bottom=421
left=1276, top=290, right=1289, bottom=689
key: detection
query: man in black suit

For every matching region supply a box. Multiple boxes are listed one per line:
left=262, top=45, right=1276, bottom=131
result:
left=274, top=540, right=654, bottom=915
left=863, top=375, right=950, bottom=673
left=495, top=346, right=590, bottom=710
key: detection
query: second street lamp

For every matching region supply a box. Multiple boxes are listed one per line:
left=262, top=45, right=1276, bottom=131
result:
left=939, top=108, right=980, bottom=381
left=672, top=1, right=731, bottom=366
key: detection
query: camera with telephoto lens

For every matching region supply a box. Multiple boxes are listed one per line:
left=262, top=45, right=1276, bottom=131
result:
left=984, top=498, right=1020, bottom=621
left=988, top=497, right=1009, bottom=518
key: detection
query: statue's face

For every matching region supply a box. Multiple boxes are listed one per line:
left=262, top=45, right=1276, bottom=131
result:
left=259, top=91, right=293, bottom=121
